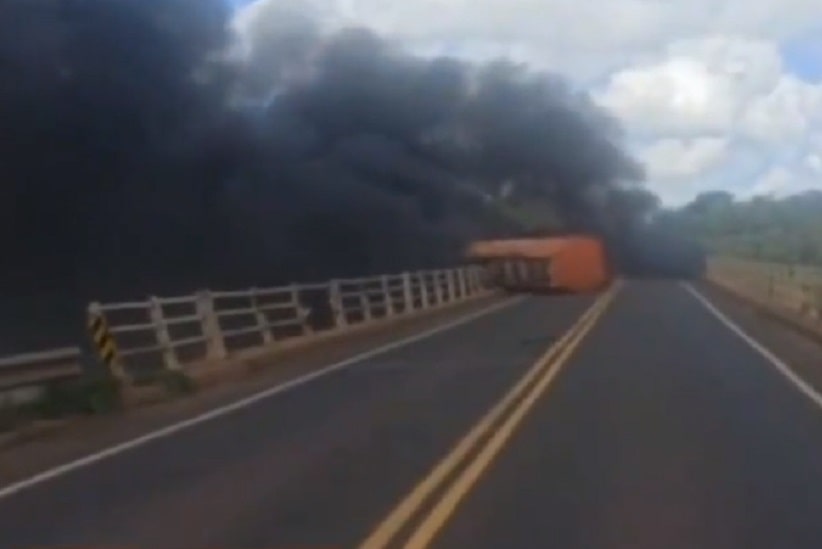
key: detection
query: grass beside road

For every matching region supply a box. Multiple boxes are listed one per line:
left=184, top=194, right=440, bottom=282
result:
left=0, top=369, right=199, bottom=435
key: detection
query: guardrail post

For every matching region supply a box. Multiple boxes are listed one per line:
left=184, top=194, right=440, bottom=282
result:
left=457, top=267, right=468, bottom=299
left=381, top=275, right=395, bottom=317
left=418, top=272, right=430, bottom=309
left=88, top=302, right=129, bottom=383
left=197, top=291, right=226, bottom=360
left=402, top=272, right=414, bottom=313
left=149, top=297, right=180, bottom=371
left=329, top=280, right=347, bottom=329
left=360, top=288, right=373, bottom=322
left=250, top=288, right=272, bottom=345
left=292, top=285, right=314, bottom=336
left=446, top=269, right=457, bottom=303
left=299, top=306, right=314, bottom=335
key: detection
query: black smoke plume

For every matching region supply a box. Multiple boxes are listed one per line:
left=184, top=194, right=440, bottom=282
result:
left=1, top=0, right=656, bottom=352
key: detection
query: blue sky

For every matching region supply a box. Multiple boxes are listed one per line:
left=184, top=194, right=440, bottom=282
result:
left=783, top=29, right=822, bottom=82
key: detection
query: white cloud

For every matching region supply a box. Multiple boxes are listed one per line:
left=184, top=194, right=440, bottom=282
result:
left=641, top=137, right=729, bottom=180
left=236, top=0, right=822, bottom=78
left=749, top=165, right=795, bottom=196
left=740, top=76, right=822, bottom=142
left=809, top=135, right=822, bottom=174
left=236, top=0, right=822, bottom=205
left=598, top=34, right=822, bottom=203
left=746, top=164, right=822, bottom=197
left=596, top=36, right=788, bottom=137
left=596, top=54, right=737, bottom=136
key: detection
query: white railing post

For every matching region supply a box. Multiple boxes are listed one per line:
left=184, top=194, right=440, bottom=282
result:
left=461, top=268, right=472, bottom=297
left=329, top=280, right=347, bottom=329
left=418, top=271, right=430, bottom=309
left=458, top=267, right=468, bottom=299
left=149, top=297, right=180, bottom=371
left=433, top=270, right=444, bottom=305
left=250, top=287, right=272, bottom=345
left=360, top=287, right=373, bottom=322
left=197, top=290, right=226, bottom=360
left=470, top=266, right=482, bottom=293
left=402, top=272, right=414, bottom=313
left=292, top=285, right=313, bottom=335
left=381, top=275, right=395, bottom=317
left=300, top=305, right=314, bottom=335
left=447, top=269, right=457, bottom=302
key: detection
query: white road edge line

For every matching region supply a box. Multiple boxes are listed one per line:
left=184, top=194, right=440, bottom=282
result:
left=682, top=282, right=822, bottom=410
left=0, top=296, right=524, bottom=501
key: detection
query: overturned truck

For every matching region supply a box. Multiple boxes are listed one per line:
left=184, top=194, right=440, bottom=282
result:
left=465, top=235, right=612, bottom=294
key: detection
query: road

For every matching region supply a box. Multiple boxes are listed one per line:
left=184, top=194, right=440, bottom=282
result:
left=3, top=279, right=822, bottom=548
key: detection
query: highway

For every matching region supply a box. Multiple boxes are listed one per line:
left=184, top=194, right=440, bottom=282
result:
left=3, top=279, right=822, bottom=548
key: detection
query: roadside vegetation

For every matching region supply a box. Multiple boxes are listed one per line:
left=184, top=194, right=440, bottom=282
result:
left=0, top=370, right=197, bottom=436
left=655, top=190, right=822, bottom=265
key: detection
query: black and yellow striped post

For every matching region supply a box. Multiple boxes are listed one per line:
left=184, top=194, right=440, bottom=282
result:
left=87, top=303, right=128, bottom=382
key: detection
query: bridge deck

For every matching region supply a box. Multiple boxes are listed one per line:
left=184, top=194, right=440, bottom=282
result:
left=3, top=280, right=822, bottom=548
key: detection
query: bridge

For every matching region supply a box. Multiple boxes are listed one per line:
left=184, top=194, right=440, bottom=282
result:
left=2, top=260, right=822, bottom=548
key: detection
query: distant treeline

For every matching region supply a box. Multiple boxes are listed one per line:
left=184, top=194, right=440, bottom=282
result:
left=656, top=190, right=822, bottom=266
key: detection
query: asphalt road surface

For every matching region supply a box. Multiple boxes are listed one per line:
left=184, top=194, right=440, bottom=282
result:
left=3, top=280, right=822, bottom=549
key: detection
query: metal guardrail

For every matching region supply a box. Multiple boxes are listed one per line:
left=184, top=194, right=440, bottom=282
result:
left=0, top=347, right=84, bottom=405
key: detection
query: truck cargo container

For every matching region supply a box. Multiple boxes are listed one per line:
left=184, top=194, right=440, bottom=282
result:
left=465, top=235, right=611, bottom=293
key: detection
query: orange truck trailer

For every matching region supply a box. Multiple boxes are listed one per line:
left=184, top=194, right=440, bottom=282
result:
left=464, top=235, right=612, bottom=293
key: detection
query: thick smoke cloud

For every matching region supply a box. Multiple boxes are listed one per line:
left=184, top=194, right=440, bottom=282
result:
left=1, top=0, right=654, bottom=351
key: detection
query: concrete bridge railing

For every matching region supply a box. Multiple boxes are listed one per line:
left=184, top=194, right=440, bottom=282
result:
left=1, top=265, right=491, bottom=418
left=85, top=266, right=490, bottom=384
left=91, top=266, right=489, bottom=383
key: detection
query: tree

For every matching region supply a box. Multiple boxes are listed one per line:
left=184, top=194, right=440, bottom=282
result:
left=663, top=190, right=822, bottom=265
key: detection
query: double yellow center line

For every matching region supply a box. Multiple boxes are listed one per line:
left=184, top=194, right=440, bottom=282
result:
left=358, top=281, right=621, bottom=548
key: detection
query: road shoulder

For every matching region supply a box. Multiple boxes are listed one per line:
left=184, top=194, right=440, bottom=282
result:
left=691, top=280, right=822, bottom=398
left=0, top=294, right=511, bottom=488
